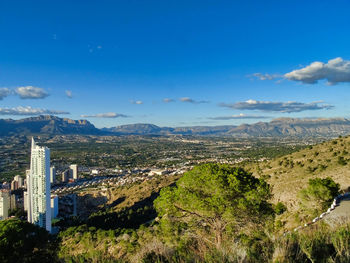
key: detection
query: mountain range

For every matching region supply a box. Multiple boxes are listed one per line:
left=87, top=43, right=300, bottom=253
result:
left=0, top=115, right=101, bottom=136
left=1, top=115, right=350, bottom=138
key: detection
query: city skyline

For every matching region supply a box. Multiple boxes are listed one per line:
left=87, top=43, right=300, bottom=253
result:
left=1, top=1, right=350, bottom=128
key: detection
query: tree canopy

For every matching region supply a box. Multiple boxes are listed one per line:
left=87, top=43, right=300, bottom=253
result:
left=154, top=163, right=274, bottom=247
left=0, top=219, right=58, bottom=263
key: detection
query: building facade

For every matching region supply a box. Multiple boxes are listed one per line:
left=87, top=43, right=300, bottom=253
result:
left=61, top=170, right=69, bottom=183
left=69, top=164, right=78, bottom=180
left=50, top=166, right=56, bottom=184
left=51, top=195, right=59, bottom=218
left=27, top=138, right=51, bottom=232
left=0, top=190, right=10, bottom=220
left=14, top=175, right=24, bottom=188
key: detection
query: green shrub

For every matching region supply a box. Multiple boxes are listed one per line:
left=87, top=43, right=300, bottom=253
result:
left=299, top=177, right=340, bottom=212
left=275, top=202, right=287, bottom=215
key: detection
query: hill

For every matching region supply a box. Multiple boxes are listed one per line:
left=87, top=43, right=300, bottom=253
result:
left=246, top=134, right=350, bottom=226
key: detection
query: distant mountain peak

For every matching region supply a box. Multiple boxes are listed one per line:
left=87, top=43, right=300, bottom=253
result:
left=0, top=115, right=102, bottom=136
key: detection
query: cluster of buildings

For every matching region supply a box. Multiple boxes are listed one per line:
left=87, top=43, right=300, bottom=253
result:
left=60, top=164, right=79, bottom=183
left=0, top=138, right=79, bottom=233
left=51, top=164, right=79, bottom=184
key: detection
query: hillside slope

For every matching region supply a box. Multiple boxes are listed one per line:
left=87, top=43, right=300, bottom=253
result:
left=247, top=135, right=350, bottom=213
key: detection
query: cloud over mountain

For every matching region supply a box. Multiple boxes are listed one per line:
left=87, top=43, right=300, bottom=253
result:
left=0, top=106, right=69, bottom=115
left=15, top=86, right=49, bottom=99
left=285, top=57, right=350, bottom=85
left=220, top=100, right=333, bottom=113
left=81, top=112, right=129, bottom=118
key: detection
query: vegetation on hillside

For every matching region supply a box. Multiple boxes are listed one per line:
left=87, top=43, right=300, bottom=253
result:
left=0, top=219, right=58, bottom=263
left=2, top=135, right=350, bottom=262
left=246, top=135, right=350, bottom=227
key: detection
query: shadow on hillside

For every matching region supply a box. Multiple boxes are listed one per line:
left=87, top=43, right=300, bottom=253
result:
left=77, top=194, right=108, bottom=219
left=85, top=191, right=161, bottom=230
left=107, top=196, right=126, bottom=208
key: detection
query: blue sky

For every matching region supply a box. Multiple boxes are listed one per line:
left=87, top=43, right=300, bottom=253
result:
left=1, top=0, right=350, bottom=127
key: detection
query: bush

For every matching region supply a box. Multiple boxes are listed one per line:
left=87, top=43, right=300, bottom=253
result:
left=299, top=177, right=340, bottom=212
left=275, top=202, right=287, bottom=215
left=338, top=156, right=347, bottom=166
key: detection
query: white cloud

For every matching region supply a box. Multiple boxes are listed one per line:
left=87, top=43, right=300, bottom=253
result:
left=15, top=86, right=49, bottom=99
left=163, top=98, right=175, bottom=103
left=220, top=100, right=333, bottom=113
left=0, top=106, right=69, bottom=115
left=81, top=112, right=129, bottom=118
left=180, top=97, right=209, bottom=104
left=130, top=100, right=143, bottom=105
left=65, top=90, right=73, bottom=98
left=285, top=57, right=350, bottom=85
left=208, top=113, right=270, bottom=120
left=0, top=88, right=10, bottom=100
left=250, top=73, right=280, bottom=81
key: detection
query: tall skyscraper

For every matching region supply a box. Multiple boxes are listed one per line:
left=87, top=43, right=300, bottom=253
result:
left=27, top=138, right=51, bottom=232
left=69, top=164, right=78, bottom=180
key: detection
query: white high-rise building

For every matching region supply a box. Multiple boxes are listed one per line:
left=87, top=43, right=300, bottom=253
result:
left=0, top=190, right=10, bottom=220
left=50, top=166, right=56, bottom=184
left=69, top=164, right=78, bottom=180
left=27, top=138, right=51, bottom=232
left=25, top=170, right=30, bottom=189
